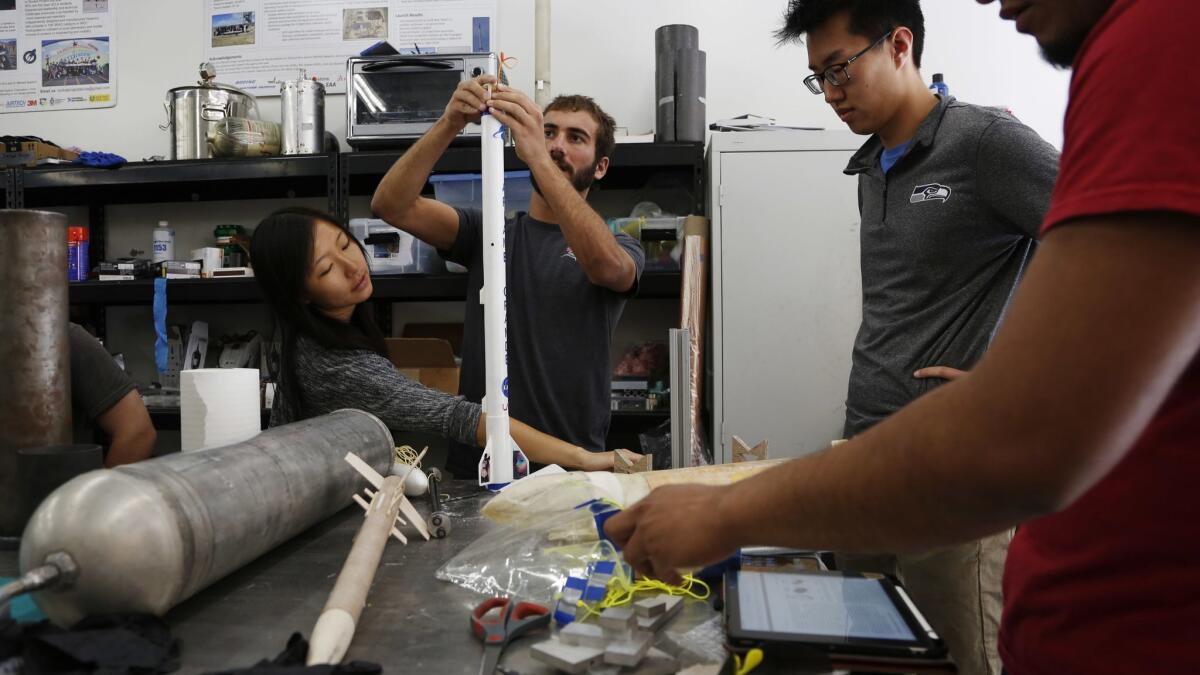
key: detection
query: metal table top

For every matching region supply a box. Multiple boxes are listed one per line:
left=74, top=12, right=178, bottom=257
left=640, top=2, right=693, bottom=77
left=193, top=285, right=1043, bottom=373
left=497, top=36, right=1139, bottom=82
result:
left=1, top=480, right=878, bottom=674
left=1, top=480, right=731, bottom=674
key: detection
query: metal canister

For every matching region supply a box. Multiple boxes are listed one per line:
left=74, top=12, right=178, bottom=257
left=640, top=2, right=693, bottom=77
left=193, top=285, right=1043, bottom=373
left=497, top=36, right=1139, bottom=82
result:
left=20, top=409, right=394, bottom=626
left=280, top=79, right=325, bottom=155
left=0, top=210, right=71, bottom=538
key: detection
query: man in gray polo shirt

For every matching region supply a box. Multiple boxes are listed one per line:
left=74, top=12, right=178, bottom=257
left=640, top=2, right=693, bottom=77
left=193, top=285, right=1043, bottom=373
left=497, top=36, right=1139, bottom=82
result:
left=371, top=79, right=644, bottom=479
left=779, top=2, right=1058, bottom=673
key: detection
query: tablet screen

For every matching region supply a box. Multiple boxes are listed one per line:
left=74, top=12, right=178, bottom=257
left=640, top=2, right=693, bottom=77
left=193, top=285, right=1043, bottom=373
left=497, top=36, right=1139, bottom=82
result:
left=736, top=570, right=916, bottom=641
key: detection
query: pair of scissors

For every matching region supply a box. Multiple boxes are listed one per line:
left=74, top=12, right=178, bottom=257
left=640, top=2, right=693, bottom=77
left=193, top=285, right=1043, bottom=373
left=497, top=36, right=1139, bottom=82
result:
left=471, top=596, right=551, bottom=675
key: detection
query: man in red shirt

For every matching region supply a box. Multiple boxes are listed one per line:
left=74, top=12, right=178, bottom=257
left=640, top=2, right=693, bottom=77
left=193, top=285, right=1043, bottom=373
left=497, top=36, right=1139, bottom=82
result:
left=605, top=1, right=1200, bottom=671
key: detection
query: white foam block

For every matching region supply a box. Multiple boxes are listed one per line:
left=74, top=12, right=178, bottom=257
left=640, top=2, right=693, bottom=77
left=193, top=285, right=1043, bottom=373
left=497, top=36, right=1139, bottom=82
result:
left=634, top=596, right=667, bottom=618
left=559, top=621, right=607, bottom=648
left=604, top=630, right=654, bottom=667
left=599, top=605, right=638, bottom=634
left=636, top=596, right=684, bottom=632
left=531, top=638, right=604, bottom=674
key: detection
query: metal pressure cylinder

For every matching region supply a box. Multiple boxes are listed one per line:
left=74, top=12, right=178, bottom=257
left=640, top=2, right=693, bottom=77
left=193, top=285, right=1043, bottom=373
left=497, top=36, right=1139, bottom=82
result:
left=19, top=409, right=394, bottom=626
left=280, top=79, right=325, bottom=155
left=0, top=209, right=71, bottom=539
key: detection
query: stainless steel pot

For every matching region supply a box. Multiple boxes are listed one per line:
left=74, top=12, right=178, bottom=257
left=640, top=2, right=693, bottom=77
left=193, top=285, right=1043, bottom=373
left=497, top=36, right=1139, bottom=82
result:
left=162, top=63, right=259, bottom=160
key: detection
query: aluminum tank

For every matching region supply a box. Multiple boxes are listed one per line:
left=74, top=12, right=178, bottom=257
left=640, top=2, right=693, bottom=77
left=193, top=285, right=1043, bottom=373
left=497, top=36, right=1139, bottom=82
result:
left=0, top=209, right=71, bottom=538
left=19, top=409, right=394, bottom=626
left=280, top=79, right=325, bottom=155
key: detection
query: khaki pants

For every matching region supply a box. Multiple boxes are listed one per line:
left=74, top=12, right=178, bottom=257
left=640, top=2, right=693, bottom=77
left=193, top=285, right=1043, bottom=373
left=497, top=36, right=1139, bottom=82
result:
left=835, top=530, right=1013, bottom=675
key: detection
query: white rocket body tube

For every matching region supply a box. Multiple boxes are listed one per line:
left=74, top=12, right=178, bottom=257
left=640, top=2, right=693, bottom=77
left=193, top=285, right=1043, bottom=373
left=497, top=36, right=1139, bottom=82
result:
left=478, top=53, right=529, bottom=489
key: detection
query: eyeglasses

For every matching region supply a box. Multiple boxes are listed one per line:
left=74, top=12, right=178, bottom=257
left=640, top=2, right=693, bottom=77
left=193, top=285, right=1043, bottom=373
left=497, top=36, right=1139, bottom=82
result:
left=803, top=30, right=894, bottom=95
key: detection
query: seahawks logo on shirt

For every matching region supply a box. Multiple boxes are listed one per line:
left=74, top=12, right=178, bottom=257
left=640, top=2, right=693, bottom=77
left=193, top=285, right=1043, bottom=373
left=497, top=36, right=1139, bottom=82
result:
left=910, top=183, right=952, bottom=204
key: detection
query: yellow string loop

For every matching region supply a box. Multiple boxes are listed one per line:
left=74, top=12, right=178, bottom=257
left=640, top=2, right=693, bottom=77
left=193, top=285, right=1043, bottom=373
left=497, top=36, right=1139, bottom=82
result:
left=574, top=572, right=711, bottom=622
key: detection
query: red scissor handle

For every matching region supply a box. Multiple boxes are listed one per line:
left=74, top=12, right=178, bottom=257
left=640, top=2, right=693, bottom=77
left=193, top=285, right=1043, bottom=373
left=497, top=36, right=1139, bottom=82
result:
left=471, top=597, right=512, bottom=644
left=505, top=601, right=551, bottom=640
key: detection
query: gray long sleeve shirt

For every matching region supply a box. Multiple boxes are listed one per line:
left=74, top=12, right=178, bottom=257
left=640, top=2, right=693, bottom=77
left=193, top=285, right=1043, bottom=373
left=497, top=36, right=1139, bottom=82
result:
left=270, top=333, right=481, bottom=446
left=842, top=95, right=1060, bottom=437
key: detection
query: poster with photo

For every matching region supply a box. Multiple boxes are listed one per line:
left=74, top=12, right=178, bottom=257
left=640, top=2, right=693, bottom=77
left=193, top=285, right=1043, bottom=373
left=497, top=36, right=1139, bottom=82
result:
left=201, top=0, right=496, bottom=96
left=0, top=0, right=118, bottom=113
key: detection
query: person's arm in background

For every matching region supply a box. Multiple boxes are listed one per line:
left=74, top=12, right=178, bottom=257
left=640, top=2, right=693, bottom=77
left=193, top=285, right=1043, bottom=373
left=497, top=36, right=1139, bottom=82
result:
left=486, top=86, right=637, bottom=292
left=97, top=391, right=156, bottom=467
left=68, top=323, right=156, bottom=468
left=914, top=116, right=1060, bottom=385
left=300, top=340, right=641, bottom=472
left=370, top=74, right=497, bottom=251
left=607, top=212, right=1200, bottom=582
left=473, top=417, right=633, bottom=472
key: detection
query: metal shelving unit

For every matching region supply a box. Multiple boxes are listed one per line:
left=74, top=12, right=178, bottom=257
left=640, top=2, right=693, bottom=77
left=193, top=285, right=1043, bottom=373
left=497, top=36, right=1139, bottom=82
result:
left=19, top=155, right=338, bottom=207
left=66, top=271, right=683, bottom=305
left=339, top=142, right=705, bottom=221
left=6, top=143, right=702, bottom=439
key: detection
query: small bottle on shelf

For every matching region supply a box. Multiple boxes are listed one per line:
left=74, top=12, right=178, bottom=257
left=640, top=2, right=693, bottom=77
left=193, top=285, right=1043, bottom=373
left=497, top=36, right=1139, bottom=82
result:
left=152, top=220, right=175, bottom=263
left=67, top=225, right=89, bottom=281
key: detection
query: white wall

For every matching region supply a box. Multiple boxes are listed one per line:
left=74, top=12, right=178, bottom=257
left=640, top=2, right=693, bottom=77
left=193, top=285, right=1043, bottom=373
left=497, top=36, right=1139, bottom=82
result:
left=6, top=0, right=1069, bottom=159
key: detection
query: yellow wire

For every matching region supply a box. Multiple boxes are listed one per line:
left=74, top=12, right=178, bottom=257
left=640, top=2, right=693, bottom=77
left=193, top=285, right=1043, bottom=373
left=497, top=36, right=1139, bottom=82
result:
left=553, top=509, right=711, bottom=622
left=574, top=573, right=710, bottom=621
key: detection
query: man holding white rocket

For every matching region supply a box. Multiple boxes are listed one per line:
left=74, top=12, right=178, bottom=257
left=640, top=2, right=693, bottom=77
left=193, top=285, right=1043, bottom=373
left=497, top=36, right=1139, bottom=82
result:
left=372, top=74, right=645, bottom=481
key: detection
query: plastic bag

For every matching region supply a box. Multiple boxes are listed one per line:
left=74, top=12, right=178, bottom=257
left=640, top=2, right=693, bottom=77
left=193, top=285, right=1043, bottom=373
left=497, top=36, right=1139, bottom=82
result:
left=436, top=502, right=630, bottom=605
left=639, top=419, right=673, bottom=470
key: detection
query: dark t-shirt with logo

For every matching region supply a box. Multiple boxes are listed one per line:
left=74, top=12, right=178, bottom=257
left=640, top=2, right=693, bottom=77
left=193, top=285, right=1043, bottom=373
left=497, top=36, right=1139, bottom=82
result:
left=841, top=95, right=1059, bottom=436
left=441, top=208, right=644, bottom=478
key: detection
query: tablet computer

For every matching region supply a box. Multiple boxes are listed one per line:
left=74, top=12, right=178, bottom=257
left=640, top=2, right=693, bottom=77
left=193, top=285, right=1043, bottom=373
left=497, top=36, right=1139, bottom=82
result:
left=725, top=568, right=947, bottom=660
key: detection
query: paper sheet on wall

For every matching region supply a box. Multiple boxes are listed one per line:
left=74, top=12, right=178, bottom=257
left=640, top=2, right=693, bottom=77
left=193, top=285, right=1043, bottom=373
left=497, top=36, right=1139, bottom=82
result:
left=200, top=0, right=496, bottom=96
left=0, top=0, right=118, bottom=114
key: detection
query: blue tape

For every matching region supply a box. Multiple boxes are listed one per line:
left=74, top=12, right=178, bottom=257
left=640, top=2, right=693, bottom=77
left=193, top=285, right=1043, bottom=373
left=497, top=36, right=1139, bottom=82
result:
left=554, top=576, right=588, bottom=625
left=153, top=277, right=168, bottom=373
left=0, top=577, right=47, bottom=624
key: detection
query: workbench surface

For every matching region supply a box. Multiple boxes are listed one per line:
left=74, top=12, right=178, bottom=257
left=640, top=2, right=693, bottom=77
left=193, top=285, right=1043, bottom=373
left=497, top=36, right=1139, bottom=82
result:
left=1, top=480, right=731, bottom=674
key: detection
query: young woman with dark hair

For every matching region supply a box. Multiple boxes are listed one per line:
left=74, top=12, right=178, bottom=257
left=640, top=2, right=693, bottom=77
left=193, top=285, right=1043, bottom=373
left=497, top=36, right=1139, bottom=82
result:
left=251, top=206, right=629, bottom=473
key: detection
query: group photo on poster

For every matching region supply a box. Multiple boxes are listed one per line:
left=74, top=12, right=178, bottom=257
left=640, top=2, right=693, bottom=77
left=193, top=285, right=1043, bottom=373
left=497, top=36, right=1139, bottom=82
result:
left=0, top=0, right=117, bottom=113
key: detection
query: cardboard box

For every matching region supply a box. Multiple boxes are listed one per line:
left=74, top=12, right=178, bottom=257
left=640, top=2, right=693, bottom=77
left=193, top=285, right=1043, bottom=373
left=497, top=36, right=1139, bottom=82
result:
left=0, top=140, right=79, bottom=167
left=386, top=338, right=460, bottom=395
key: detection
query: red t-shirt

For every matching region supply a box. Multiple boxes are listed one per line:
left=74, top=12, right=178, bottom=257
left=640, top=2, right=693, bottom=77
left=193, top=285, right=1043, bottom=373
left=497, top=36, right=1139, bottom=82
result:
left=999, top=1, right=1200, bottom=673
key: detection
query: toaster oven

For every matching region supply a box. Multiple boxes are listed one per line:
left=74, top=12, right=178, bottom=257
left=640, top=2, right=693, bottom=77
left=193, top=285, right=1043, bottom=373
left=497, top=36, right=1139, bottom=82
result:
left=346, top=53, right=491, bottom=148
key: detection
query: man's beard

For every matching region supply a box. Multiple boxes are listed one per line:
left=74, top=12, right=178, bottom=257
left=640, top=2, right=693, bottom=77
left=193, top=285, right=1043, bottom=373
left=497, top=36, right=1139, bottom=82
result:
left=1040, top=40, right=1081, bottom=68
left=1038, top=13, right=1106, bottom=68
left=531, top=156, right=598, bottom=197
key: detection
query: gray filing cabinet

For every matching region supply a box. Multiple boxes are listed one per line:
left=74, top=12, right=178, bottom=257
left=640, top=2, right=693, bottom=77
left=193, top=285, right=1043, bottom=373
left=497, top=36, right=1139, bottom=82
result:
left=708, top=130, right=864, bottom=463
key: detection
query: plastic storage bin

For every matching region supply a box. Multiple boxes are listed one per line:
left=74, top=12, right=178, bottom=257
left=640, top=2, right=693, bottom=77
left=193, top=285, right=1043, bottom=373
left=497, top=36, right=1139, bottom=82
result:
left=349, top=218, right=444, bottom=275
left=428, top=170, right=533, bottom=217
left=609, top=216, right=683, bottom=271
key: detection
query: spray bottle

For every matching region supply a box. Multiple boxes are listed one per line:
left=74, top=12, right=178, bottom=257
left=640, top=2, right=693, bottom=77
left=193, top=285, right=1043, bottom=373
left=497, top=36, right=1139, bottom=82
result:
left=929, top=73, right=949, bottom=97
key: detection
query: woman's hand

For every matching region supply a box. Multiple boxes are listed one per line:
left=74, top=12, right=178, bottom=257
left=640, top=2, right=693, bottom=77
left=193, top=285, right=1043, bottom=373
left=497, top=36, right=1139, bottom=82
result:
left=577, top=448, right=645, bottom=472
